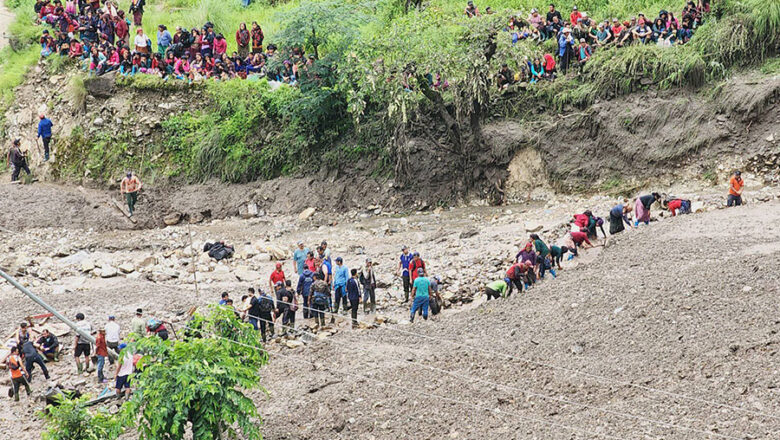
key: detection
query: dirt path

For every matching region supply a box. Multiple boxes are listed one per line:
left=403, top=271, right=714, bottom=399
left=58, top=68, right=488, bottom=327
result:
left=0, top=0, right=14, bottom=50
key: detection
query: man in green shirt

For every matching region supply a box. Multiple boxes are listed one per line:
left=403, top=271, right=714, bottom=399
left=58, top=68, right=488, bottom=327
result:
left=485, top=279, right=509, bottom=300
left=410, top=268, right=430, bottom=322
left=130, top=308, right=146, bottom=337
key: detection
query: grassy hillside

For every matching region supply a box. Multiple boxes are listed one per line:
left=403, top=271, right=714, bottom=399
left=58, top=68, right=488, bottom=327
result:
left=3, top=0, right=779, bottom=186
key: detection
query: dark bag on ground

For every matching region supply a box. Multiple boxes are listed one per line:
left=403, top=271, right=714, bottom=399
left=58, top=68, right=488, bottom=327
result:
left=430, top=296, right=442, bottom=315
left=205, top=242, right=234, bottom=261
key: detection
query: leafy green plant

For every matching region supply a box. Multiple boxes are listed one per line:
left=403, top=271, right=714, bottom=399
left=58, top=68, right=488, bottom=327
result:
left=121, top=306, right=268, bottom=440
left=41, top=396, right=123, bottom=440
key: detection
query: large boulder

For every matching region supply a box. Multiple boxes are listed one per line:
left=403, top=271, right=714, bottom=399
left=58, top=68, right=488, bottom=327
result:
left=84, top=73, right=116, bottom=98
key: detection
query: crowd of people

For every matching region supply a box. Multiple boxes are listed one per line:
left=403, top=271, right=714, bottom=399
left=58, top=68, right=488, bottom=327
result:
left=35, top=0, right=313, bottom=83
left=3, top=173, right=749, bottom=402
left=493, top=0, right=710, bottom=86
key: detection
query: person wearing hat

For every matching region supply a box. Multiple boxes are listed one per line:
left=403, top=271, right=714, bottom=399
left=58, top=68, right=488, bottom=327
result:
left=410, top=268, right=431, bottom=322
left=104, top=315, right=120, bottom=364
left=570, top=5, right=582, bottom=25
left=464, top=0, right=479, bottom=17
left=332, top=257, right=350, bottom=315
left=7, top=139, right=30, bottom=182
left=120, top=171, right=142, bottom=216
left=114, top=342, right=133, bottom=398
left=130, top=308, right=145, bottom=337
left=558, top=27, right=575, bottom=74
left=37, top=113, right=53, bottom=161
left=359, top=258, right=377, bottom=314
left=577, top=38, right=592, bottom=70
left=728, top=170, right=744, bottom=207
left=396, top=246, right=414, bottom=303
left=269, top=262, right=286, bottom=292
left=293, top=241, right=310, bottom=274
left=408, top=252, right=427, bottom=288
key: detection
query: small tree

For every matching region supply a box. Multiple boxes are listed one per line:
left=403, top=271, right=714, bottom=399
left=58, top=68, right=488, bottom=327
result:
left=41, top=396, right=123, bottom=440
left=121, top=306, right=269, bottom=440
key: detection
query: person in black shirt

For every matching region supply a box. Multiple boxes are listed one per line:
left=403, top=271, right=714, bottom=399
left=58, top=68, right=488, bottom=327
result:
left=546, top=4, right=562, bottom=23
left=7, top=139, right=30, bottom=182
left=35, top=329, right=60, bottom=361
left=22, top=341, right=50, bottom=382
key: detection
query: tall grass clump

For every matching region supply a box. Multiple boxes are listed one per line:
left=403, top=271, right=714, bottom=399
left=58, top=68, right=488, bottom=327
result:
left=66, top=74, right=87, bottom=112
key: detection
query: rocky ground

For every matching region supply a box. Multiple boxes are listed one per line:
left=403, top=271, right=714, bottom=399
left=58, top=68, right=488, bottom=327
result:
left=0, top=177, right=779, bottom=439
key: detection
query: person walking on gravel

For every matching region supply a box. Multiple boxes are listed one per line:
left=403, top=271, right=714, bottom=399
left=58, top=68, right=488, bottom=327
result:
left=37, top=114, right=53, bottom=162
left=727, top=170, right=744, bottom=207
left=397, top=246, right=414, bottom=303
left=410, top=268, right=431, bottom=322
left=120, top=171, right=142, bottom=217
left=7, top=346, right=31, bottom=402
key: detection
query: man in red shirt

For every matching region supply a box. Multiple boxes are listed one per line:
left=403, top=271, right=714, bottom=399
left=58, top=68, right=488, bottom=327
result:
left=569, top=5, right=582, bottom=25
left=570, top=230, right=593, bottom=249
left=408, top=253, right=426, bottom=284
left=269, top=263, right=285, bottom=292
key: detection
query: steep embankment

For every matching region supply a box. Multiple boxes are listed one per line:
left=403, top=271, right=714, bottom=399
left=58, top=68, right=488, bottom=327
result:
left=254, top=201, right=780, bottom=439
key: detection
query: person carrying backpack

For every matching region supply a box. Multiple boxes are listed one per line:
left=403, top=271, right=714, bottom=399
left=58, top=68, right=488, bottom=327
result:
left=8, top=346, right=31, bottom=402
left=146, top=319, right=169, bottom=341
left=296, top=268, right=314, bottom=319
left=310, top=273, right=330, bottom=329
left=256, top=289, right=276, bottom=342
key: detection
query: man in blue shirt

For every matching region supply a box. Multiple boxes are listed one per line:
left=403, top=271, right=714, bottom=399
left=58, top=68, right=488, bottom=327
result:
left=37, top=114, right=53, bottom=161
left=396, top=246, right=414, bottom=303
left=410, top=268, right=430, bottom=322
left=293, top=241, right=309, bottom=275
left=332, top=257, right=349, bottom=315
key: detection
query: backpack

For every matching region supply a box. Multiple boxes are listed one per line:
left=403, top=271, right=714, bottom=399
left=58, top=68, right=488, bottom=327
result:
left=259, top=295, right=274, bottom=313
left=147, top=319, right=162, bottom=331
left=203, top=242, right=214, bottom=252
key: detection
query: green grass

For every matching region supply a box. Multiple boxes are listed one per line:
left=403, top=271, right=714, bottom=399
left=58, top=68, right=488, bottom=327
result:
left=0, top=0, right=41, bottom=120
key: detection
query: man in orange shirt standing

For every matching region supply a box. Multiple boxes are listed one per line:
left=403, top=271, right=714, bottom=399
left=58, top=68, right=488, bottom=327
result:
left=727, top=170, right=744, bottom=207
left=8, top=346, right=31, bottom=402
left=120, top=171, right=143, bottom=217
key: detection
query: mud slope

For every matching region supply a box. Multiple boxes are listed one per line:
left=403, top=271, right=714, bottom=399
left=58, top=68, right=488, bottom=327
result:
left=255, top=202, right=780, bottom=439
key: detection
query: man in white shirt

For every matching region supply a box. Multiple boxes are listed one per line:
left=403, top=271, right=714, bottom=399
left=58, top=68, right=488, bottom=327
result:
left=104, top=315, right=121, bottom=364
left=114, top=343, right=134, bottom=398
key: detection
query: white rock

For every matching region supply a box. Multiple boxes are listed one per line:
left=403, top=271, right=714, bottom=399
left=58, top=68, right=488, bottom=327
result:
left=742, top=286, right=752, bottom=292
left=118, top=262, right=135, bottom=274
left=298, top=207, right=316, bottom=221
left=80, top=260, right=95, bottom=272
left=234, top=268, right=261, bottom=282
left=99, top=266, right=118, bottom=278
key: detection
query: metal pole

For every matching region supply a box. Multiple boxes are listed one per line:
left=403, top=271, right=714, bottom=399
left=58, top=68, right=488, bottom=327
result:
left=0, top=268, right=118, bottom=360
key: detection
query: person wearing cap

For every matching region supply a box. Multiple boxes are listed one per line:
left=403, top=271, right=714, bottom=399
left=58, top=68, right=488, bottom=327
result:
left=34, top=328, right=59, bottom=361
left=528, top=8, right=543, bottom=35
left=359, top=258, right=377, bottom=314
left=7, top=139, right=30, bottom=182
left=633, top=18, right=652, bottom=44
left=37, top=113, right=53, bottom=161
left=310, top=273, right=330, bottom=329
left=296, top=265, right=315, bottom=319
left=346, top=269, right=362, bottom=328
left=577, top=38, right=592, bottom=70
left=727, top=170, right=744, bottom=207
left=269, top=262, right=286, bottom=292
left=464, top=0, right=479, bottom=17
left=95, top=328, right=108, bottom=383
left=397, top=246, right=414, bottom=303
left=293, top=241, right=310, bottom=274
left=410, top=268, right=431, bottom=322
left=104, top=315, right=121, bottom=365
left=130, top=308, right=145, bottom=337
left=408, top=252, right=427, bottom=287
left=332, top=257, right=350, bottom=315
left=558, top=27, right=575, bottom=74
left=114, top=343, right=133, bottom=398
left=120, top=171, right=142, bottom=216
left=570, top=5, right=582, bottom=25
